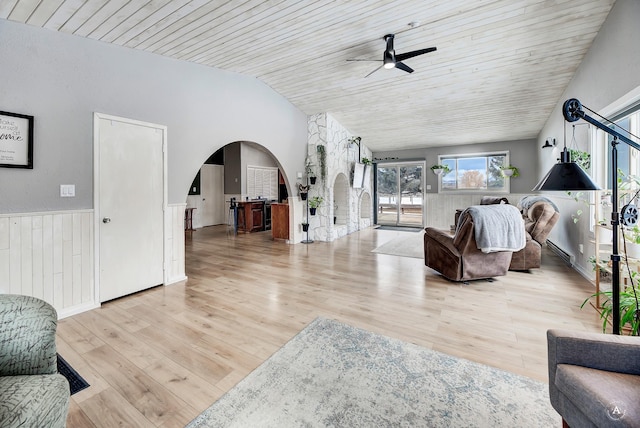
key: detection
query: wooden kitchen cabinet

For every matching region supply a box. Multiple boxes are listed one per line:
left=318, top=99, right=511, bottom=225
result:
left=271, top=203, right=289, bottom=240
left=236, top=201, right=265, bottom=233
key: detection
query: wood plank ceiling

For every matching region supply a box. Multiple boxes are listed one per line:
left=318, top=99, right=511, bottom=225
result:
left=1, top=0, right=616, bottom=152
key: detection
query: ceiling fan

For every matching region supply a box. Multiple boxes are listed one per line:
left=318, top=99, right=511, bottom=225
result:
left=348, top=34, right=437, bottom=78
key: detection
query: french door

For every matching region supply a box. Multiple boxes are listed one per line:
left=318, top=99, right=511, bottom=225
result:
left=376, top=162, right=425, bottom=226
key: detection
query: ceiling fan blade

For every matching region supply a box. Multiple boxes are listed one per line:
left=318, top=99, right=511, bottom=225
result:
left=346, top=59, right=381, bottom=62
left=395, top=61, right=414, bottom=74
left=365, top=64, right=384, bottom=78
left=395, top=47, right=437, bottom=62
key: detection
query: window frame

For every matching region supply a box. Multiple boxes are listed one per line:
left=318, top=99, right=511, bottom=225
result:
left=437, top=151, right=511, bottom=193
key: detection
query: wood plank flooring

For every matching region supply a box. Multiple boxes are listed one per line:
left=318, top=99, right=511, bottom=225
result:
left=58, top=226, right=602, bottom=427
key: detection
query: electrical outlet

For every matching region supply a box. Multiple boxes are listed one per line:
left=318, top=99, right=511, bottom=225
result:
left=579, top=244, right=584, bottom=254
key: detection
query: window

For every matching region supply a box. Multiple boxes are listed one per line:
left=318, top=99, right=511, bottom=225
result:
left=247, top=166, right=278, bottom=200
left=605, top=115, right=639, bottom=189
left=438, top=152, right=509, bottom=192
left=589, top=99, right=640, bottom=230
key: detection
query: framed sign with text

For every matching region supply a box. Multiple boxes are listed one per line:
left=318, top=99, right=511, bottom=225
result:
left=0, top=111, right=34, bottom=169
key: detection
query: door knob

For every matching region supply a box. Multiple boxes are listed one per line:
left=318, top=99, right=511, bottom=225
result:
left=103, top=217, right=111, bottom=223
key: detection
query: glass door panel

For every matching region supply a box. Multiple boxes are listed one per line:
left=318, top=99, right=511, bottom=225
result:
left=399, top=165, right=423, bottom=226
left=376, top=166, right=399, bottom=225
left=377, top=163, right=424, bottom=226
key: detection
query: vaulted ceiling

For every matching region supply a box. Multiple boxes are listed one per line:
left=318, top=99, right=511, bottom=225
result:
left=1, top=0, right=616, bottom=152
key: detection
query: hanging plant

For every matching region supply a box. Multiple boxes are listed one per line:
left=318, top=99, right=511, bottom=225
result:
left=430, top=164, right=451, bottom=175
left=361, top=157, right=373, bottom=166
left=500, top=165, right=520, bottom=177
left=569, top=149, right=590, bottom=170
left=317, top=145, right=327, bottom=182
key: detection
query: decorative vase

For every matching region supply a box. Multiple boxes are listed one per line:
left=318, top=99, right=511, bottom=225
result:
left=309, top=176, right=316, bottom=185
left=310, top=207, right=317, bottom=215
left=626, top=242, right=640, bottom=259
left=597, top=226, right=613, bottom=244
left=302, top=223, right=309, bottom=232
left=300, top=192, right=308, bottom=200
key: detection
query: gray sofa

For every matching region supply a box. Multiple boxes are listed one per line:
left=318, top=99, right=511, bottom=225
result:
left=0, top=294, right=70, bottom=427
left=547, top=329, right=640, bottom=427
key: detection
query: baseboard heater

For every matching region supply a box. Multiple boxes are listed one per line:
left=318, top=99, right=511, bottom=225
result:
left=546, top=240, right=575, bottom=266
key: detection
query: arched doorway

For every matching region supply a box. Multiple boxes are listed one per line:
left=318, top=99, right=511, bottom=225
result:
left=185, top=141, right=290, bottom=232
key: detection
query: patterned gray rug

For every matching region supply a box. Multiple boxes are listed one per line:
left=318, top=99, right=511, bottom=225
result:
left=187, top=318, right=559, bottom=427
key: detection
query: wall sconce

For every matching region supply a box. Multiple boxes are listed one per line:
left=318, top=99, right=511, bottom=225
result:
left=542, top=138, right=556, bottom=148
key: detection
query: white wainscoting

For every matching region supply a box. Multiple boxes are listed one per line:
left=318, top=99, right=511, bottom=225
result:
left=0, top=206, right=187, bottom=319
left=0, top=210, right=97, bottom=319
left=425, top=193, right=531, bottom=229
left=166, top=203, right=187, bottom=285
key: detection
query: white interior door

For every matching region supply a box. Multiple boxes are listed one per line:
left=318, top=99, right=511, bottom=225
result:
left=96, top=114, right=166, bottom=302
left=200, top=164, right=225, bottom=226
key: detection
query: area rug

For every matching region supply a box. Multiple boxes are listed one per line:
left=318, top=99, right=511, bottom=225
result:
left=375, top=225, right=424, bottom=232
left=187, top=318, right=558, bottom=427
left=371, top=230, right=424, bottom=258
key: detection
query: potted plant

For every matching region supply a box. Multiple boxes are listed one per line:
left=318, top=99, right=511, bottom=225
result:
left=500, top=165, right=520, bottom=177
left=298, top=183, right=310, bottom=200
left=305, top=160, right=316, bottom=184
left=361, top=157, right=372, bottom=166
left=308, top=196, right=323, bottom=215
left=624, top=225, right=640, bottom=259
left=430, top=164, right=451, bottom=175
left=301, top=222, right=309, bottom=232
left=582, top=282, right=640, bottom=335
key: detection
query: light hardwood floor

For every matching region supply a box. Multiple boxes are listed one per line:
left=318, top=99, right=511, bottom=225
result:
left=58, top=226, right=601, bottom=427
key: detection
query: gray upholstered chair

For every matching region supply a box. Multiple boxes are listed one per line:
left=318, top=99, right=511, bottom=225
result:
left=547, top=329, right=640, bottom=427
left=0, top=294, right=70, bottom=427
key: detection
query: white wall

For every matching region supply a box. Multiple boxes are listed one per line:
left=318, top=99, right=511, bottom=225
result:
left=537, top=0, right=640, bottom=278
left=0, top=19, right=307, bottom=213
left=0, top=19, right=306, bottom=315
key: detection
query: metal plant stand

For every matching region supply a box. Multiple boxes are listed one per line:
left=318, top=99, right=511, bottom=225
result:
left=302, top=176, right=313, bottom=244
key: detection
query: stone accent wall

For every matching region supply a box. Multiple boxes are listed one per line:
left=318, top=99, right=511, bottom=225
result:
left=305, top=113, right=373, bottom=242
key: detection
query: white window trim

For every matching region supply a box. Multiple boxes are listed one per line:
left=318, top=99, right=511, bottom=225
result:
left=437, top=150, right=510, bottom=194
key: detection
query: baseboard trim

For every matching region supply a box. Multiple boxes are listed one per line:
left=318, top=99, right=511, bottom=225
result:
left=166, top=275, right=188, bottom=285
left=58, top=301, right=100, bottom=320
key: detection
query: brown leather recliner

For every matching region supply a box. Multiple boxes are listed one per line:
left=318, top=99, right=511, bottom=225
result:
left=424, top=209, right=514, bottom=281
left=509, top=201, right=559, bottom=270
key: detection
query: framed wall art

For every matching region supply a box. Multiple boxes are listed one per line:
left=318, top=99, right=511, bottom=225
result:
left=0, top=111, right=34, bottom=169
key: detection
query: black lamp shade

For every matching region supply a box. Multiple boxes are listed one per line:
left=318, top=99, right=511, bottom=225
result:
left=533, top=161, right=600, bottom=191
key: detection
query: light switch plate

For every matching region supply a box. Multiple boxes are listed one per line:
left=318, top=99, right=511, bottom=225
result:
left=60, top=184, right=75, bottom=197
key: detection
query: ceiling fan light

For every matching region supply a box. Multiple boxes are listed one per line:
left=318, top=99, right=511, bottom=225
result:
left=383, top=51, right=395, bottom=69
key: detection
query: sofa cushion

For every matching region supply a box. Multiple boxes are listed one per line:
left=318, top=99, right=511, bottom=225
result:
left=0, top=374, right=69, bottom=428
left=555, top=364, right=640, bottom=427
